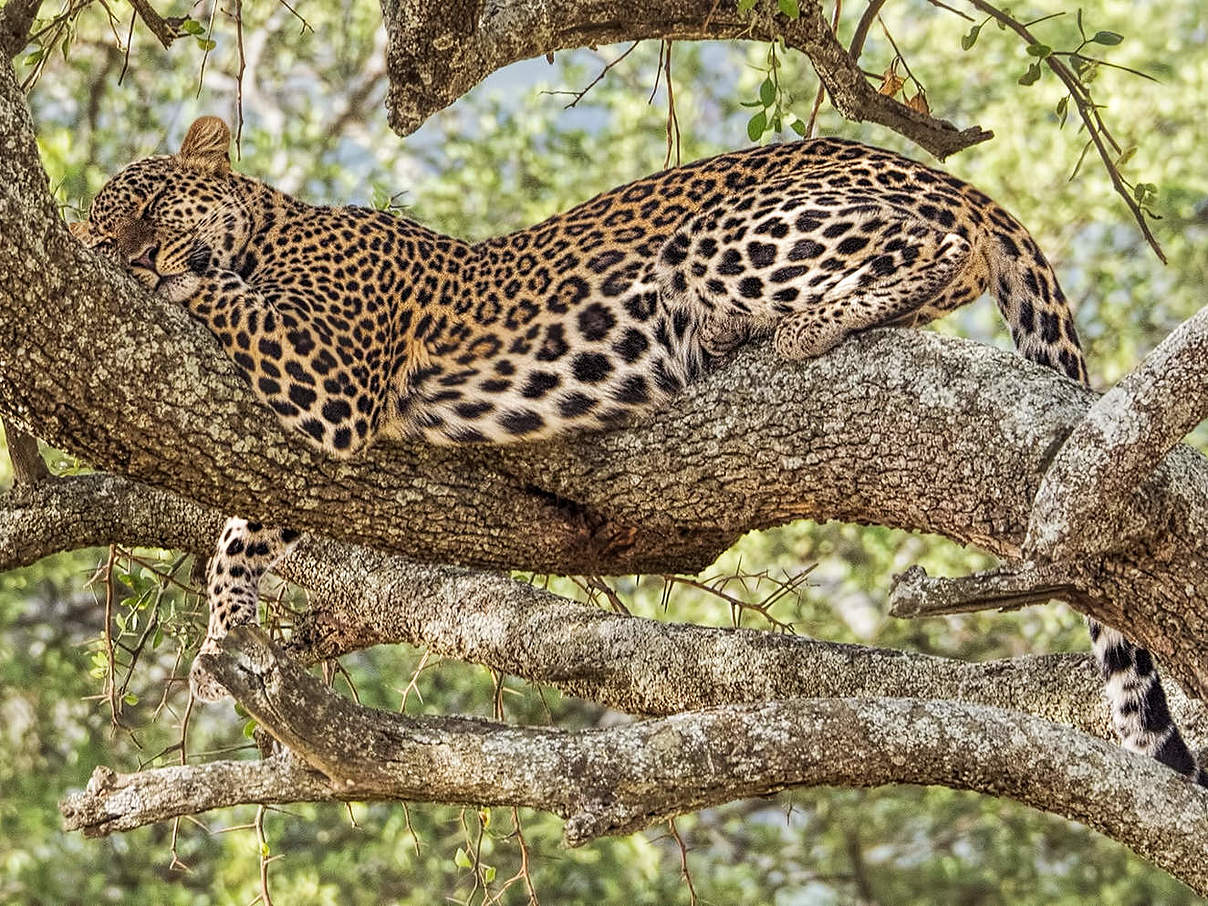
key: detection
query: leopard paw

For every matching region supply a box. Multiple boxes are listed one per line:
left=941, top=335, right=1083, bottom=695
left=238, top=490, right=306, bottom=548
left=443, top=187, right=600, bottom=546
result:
left=189, top=640, right=230, bottom=702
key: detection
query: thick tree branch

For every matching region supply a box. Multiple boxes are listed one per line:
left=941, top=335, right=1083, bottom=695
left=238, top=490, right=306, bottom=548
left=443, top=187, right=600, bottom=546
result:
left=3, top=420, right=48, bottom=484
left=0, top=0, right=42, bottom=58
left=59, top=628, right=1208, bottom=894
left=1027, top=303, right=1208, bottom=561
left=15, top=471, right=1208, bottom=746
left=380, top=0, right=992, bottom=157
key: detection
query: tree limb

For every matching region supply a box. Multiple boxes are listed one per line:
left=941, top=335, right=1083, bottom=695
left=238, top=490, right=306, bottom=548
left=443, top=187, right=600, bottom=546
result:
left=1027, top=303, right=1208, bottom=561
left=380, top=0, right=992, bottom=157
left=3, top=419, right=48, bottom=484
left=0, top=0, right=42, bottom=58
left=59, top=628, right=1208, bottom=894
left=888, top=563, right=1085, bottom=618
left=15, top=471, right=1208, bottom=746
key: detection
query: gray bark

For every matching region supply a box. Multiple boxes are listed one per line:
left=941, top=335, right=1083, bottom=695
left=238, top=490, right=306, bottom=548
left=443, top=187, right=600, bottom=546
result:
left=57, top=629, right=1208, bottom=893
left=1027, top=303, right=1208, bottom=561
left=380, top=0, right=992, bottom=157
left=15, top=472, right=1208, bottom=745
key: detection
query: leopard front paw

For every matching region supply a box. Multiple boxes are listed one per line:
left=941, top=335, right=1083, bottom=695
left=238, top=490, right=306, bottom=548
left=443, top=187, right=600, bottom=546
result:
left=189, top=640, right=230, bottom=702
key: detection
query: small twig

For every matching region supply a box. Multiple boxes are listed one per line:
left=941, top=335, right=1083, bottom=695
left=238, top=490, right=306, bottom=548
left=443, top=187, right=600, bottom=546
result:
left=960, top=0, right=1165, bottom=262
left=253, top=805, right=275, bottom=906
left=803, top=0, right=843, bottom=138
left=102, top=545, right=121, bottom=726
left=661, top=40, right=680, bottom=167
left=232, top=0, right=246, bottom=156
left=544, top=42, right=639, bottom=109
left=888, top=564, right=1081, bottom=619
left=877, top=16, right=925, bottom=98
left=667, top=818, right=699, bottom=906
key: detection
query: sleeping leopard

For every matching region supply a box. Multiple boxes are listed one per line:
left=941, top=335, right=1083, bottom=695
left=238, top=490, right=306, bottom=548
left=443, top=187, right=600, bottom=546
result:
left=70, top=115, right=1203, bottom=784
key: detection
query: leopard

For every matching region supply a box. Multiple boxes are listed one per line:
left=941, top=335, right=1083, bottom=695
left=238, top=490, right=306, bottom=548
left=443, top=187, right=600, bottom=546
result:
left=70, top=115, right=1204, bottom=785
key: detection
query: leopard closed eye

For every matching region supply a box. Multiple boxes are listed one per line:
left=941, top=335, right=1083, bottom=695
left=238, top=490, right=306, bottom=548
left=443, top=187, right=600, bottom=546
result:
left=71, top=115, right=1204, bottom=785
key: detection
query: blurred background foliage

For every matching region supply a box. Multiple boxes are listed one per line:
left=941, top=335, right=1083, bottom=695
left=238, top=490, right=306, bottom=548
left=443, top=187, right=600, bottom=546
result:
left=2, top=0, right=1207, bottom=902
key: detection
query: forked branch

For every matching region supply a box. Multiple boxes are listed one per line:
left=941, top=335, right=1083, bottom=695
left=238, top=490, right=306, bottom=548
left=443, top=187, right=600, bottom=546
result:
left=381, top=0, right=991, bottom=157
left=1028, top=303, right=1208, bottom=560
left=58, top=628, right=1208, bottom=893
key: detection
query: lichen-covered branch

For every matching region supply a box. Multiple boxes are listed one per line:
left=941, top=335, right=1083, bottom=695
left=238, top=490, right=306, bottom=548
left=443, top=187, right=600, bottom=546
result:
left=1027, top=303, right=1208, bottom=561
left=59, top=628, right=1208, bottom=894
left=15, top=471, right=1208, bottom=745
left=888, top=563, right=1086, bottom=618
left=380, top=0, right=992, bottom=156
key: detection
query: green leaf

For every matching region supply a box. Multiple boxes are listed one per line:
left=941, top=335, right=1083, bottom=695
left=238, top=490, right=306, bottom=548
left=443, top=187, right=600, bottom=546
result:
left=454, top=847, right=473, bottom=869
left=1055, top=95, right=1069, bottom=126
left=195, top=37, right=217, bottom=51
left=1133, top=182, right=1158, bottom=204
left=778, top=0, right=800, bottom=18
left=243, top=719, right=257, bottom=738
left=1018, top=62, right=1043, bottom=85
left=747, top=110, right=767, bottom=141
left=1092, top=30, right=1124, bottom=45
left=1116, top=145, right=1137, bottom=167
left=483, top=865, right=497, bottom=883
left=181, top=18, right=205, bottom=35
left=123, top=692, right=138, bottom=706
left=737, top=0, right=758, bottom=13
left=759, top=78, right=776, bottom=108
left=960, top=24, right=982, bottom=51
left=791, top=119, right=808, bottom=137
left=1026, top=43, right=1052, bottom=58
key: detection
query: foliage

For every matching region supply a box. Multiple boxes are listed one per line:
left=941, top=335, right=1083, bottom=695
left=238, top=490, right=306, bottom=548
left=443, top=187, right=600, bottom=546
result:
left=2, top=0, right=1207, bottom=902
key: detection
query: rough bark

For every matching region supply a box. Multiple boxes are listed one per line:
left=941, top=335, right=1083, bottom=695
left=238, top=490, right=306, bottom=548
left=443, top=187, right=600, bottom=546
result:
left=0, top=0, right=41, bottom=58
left=58, top=629, right=1208, bottom=894
left=1027, top=303, right=1208, bottom=561
left=16, top=471, right=1208, bottom=745
left=380, top=0, right=993, bottom=156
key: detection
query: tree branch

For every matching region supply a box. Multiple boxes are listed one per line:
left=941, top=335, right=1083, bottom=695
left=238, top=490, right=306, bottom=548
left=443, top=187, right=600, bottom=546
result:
left=380, top=0, right=992, bottom=157
left=0, top=0, right=42, bottom=58
left=3, top=419, right=48, bottom=484
left=59, top=628, right=1208, bottom=894
left=888, top=563, right=1085, bottom=618
left=15, top=471, right=1208, bottom=746
left=1027, top=303, right=1208, bottom=561
left=2, top=51, right=1208, bottom=695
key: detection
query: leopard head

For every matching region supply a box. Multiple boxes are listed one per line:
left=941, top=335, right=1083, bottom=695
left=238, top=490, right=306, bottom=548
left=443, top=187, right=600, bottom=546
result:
left=70, top=116, right=250, bottom=289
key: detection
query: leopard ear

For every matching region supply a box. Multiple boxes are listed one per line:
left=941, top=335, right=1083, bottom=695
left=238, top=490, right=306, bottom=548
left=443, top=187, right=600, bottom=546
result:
left=66, top=220, right=90, bottom=240
left=178, top=116, right=231, bottom=175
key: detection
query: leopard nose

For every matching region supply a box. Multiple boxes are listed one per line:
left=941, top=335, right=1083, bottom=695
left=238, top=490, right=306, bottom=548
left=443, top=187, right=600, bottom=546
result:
left=130, top=245, right=158, bottom=272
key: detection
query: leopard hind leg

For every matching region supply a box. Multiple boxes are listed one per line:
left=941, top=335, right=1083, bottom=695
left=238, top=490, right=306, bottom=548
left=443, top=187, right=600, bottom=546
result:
left=657, top=194, right=976, bottom=363
left=189, top=517, right=302, bottom=702
left=771, top=230, right=973, bottom=361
